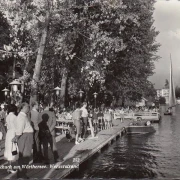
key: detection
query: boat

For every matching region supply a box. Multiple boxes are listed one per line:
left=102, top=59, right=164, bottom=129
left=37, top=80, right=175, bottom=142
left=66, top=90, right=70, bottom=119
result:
left=126, top=120, right=156, bottom=134
left=164, top=55, right=176, bottom=115
left=164, top=110, right=172, bottom=115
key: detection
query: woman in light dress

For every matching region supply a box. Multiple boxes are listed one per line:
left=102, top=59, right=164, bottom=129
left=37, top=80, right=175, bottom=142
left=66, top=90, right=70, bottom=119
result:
left=4, top=104, right=18, bottom=173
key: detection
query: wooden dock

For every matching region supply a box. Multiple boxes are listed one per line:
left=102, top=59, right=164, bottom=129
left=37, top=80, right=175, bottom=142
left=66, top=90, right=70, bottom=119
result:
left=0, top=119, right=131, bottom=179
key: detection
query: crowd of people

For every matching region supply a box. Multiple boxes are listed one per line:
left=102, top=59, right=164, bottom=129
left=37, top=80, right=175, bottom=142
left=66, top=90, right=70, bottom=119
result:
left=0, top=101, right=63, bottom=178
left=0, top=100, right=159, bottom=178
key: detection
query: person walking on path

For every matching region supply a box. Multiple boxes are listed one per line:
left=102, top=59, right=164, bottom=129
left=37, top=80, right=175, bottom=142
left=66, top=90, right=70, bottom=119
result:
left=4, top=104, right=18, bottom=173
left=39, top=102, right=63, bottom=164
left=80, top=102, right=88, bottom=140
left=72, top=102, right=83, bottom=144
left=12, top=102, right=34, bottom=179
left=30, top=101, right=42, bottom=163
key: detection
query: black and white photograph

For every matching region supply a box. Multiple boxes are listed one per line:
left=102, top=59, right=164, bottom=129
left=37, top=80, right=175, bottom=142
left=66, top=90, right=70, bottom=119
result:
left=0, top=0, right=180, bottom=179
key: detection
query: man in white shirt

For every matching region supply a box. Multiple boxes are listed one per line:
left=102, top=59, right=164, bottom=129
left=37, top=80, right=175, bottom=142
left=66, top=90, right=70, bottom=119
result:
left=12, top=102, right=33, bottom=179
left=80, top=102, right=88, bottom=139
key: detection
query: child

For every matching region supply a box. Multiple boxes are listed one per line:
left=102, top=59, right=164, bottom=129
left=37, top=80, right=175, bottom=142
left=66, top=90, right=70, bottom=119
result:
left=65, top=124, right=74, bottom=142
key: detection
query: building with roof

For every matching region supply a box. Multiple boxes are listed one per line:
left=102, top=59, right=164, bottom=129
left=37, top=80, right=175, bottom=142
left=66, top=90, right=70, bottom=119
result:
left=156, top=88, right=169, bottom=104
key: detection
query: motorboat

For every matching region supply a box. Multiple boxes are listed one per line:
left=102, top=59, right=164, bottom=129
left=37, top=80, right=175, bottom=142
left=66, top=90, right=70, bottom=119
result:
left=126, top=121, right=156, bottom=134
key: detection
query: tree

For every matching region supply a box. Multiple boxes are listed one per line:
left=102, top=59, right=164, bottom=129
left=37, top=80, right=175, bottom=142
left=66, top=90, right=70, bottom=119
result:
left=159, top=96, right=166, bottom=105
left=40, top=0, right=131, bottom=107
left=30, top=1, right=51, bottom=104
left=0, top=0, right=160, bottom=107
left=0, top=11, right=11, bottom=86
left=105, top=0, right=160, bottom=104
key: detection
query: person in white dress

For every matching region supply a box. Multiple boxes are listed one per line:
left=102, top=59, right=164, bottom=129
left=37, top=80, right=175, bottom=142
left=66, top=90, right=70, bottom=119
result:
left=119, top=108, right=125, bottom=122
left=4, top=104, right=18, bottom=173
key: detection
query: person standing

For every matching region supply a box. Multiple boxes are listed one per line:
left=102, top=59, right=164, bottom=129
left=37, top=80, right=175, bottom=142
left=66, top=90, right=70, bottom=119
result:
left=12, top=102, right=33, bottom=179
left=92, top=108, right=99, bottom=134
left=0, top=106, right=6, bottom=140
left=80, top=102, right=88, bottom=140
left=4, top=104, right=18, bottom=173
left=30, top=101, right=42, bottom=163
left=72, top=103, right=83, bottom=144
left=39, top=102, right=63, bottom=164
left=120, top=108, right=124, bottom=122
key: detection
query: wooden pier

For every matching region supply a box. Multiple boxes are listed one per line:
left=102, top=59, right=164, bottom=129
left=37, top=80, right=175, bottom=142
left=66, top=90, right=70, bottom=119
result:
left=0, top=119, right=131, bottom=179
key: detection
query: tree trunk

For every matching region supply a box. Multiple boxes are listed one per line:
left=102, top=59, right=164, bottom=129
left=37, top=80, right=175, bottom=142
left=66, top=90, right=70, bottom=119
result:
left=12, top=55, right=16, bottom=79
left=30, top=11, right=50, bottom=105
left=60, top=68, right=68, bottom=108
left=122, top=96, right=125, bottom=107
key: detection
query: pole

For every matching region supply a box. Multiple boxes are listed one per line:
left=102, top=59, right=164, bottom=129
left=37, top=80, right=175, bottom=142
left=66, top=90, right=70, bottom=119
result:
left=95, top=98, right=96, bottom=108
left=38, top=92, right=40, bottom=105
left=12, top=55, right=16, bottom=79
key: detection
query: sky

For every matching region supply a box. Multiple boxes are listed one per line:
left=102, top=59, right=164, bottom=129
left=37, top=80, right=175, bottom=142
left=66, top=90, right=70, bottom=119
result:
left=149, top=0, right=180, bottom=89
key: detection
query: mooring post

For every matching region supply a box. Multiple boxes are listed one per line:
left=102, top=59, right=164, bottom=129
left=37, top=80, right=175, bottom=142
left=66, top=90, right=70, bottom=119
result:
left=88, top=117, right=98, bottom=139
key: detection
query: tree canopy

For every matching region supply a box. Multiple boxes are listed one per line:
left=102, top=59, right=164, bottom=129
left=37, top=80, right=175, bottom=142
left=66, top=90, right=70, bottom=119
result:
left=0, top=0, right=160, bottom=106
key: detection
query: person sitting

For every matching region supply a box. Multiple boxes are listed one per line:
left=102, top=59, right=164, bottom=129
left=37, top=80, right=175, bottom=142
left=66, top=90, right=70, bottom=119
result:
left=146, top=121, right=151, bottom=126
left=65, top=124, right=74, bottom=142
left=168, top=108, right=171, bottom=113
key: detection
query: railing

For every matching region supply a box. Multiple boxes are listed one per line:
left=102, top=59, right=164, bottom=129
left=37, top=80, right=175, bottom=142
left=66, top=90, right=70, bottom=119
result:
left=114, top=111, right=160, bottom=120
left=55, top=119, right=73, bottom=134
left=55, top=114, right=114, bottom=134
left=133, top=112, right=159, bottom=116
left=113, top=112, right=134, bottom=120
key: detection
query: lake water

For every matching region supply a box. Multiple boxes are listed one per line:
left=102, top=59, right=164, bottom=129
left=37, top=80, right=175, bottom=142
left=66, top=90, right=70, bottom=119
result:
left=69, top=105, right=180, bottom=179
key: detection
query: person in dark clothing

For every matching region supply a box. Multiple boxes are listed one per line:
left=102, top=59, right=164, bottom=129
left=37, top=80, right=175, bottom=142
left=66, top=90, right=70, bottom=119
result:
left=30, top=101, right=42, bottom=163
left=39, top=103, right=63, bottom=164
left=0, top=106, right=7, bottom=139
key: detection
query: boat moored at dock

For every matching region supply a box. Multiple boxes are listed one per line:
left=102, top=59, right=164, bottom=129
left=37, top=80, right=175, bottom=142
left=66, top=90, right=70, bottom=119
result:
left=126, top=121, right=156, bottom=134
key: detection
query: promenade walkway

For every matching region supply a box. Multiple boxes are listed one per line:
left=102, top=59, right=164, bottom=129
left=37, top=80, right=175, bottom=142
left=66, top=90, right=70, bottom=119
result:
left=0, top=119, right=131, bottom=179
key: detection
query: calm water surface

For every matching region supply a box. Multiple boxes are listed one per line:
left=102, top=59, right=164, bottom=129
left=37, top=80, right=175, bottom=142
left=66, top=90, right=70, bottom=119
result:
left=70, top=106, right=180, bottom=179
